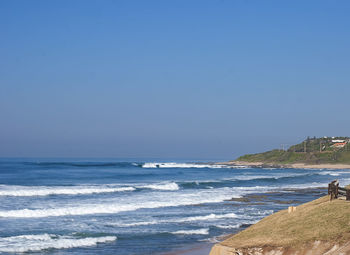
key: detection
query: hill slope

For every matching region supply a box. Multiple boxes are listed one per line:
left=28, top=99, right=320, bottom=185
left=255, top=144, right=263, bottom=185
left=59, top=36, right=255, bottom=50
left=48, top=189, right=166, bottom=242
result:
left=235, top=137, right=350, bottom=165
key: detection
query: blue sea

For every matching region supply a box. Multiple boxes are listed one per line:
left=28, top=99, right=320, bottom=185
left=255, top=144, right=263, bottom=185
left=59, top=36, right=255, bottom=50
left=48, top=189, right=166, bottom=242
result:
left=0, top=158, right=348, bottom=254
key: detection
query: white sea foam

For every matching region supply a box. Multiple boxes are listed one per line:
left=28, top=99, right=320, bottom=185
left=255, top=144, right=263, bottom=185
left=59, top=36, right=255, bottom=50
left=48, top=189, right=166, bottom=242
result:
left=0, top=234, right=116, bottom=252
left=1, top=182, right=318, bottom=219
left=216, top=224, right=241, bottom=229
left=142, top=162, right=242, bottom=169
left=200, top=236, right=221, bottom=243
left=231, top=182, right=326, bottom=193
left=140, top=182, right=179, bottom=191
left=171, top=228, right=209, bottom=235
left=0, top=185, right=135, bottom=197
left=0, top=182, right=182, bottom=197
left=318, top=171, right=346, bottom=176
left=115, top=213, right=238, bottom=227
left=179, top=213, right=237, bottom=222
left=0, top=179, right=330, bottom=219
left=249, top=210, right=274, bottom=216
left=0, top=189, right=232, bottom=218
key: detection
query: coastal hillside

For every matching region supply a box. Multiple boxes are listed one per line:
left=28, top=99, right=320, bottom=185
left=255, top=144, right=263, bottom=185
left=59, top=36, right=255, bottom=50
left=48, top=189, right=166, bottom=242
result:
left=235, top=136, right=350, bottom=165
left=210, top=196, right=350, bottom=255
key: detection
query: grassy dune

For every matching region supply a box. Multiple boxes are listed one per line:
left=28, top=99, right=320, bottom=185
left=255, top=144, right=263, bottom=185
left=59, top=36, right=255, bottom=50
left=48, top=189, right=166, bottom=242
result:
left=221, top=196, right=350, bottom=249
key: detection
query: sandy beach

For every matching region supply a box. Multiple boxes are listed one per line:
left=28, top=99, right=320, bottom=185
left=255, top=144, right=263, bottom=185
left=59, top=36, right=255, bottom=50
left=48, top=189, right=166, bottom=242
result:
left=288, top=163, right=350, bottom=169
left=223, top=161, right=350, bottom=170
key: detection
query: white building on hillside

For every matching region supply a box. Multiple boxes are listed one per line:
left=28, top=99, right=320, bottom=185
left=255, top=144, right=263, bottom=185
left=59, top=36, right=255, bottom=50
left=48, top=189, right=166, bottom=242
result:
left=332, top=139, right=346, bottom=143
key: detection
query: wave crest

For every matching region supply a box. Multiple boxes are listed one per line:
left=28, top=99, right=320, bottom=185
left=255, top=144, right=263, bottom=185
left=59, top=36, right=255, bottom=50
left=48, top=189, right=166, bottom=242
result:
left=140, top=182, right=179, bottom=191
left=0, top=182, right=180, bottom=197
left=171, top=228, right=209, bottom=235
left=114, top=213, right=237, bottom=227
left=0, top=234, right=117, bottom=253
left=0, top=185, right=135, bottom=197
left=142, top=162, right=243, bottom=169
left=0, top=192, right=230, bottom=218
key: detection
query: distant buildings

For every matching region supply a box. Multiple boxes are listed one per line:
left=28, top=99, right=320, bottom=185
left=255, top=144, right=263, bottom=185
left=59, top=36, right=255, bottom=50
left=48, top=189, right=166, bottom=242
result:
left=326, top=137, right=349, bottom=149
left=331, top=142, right=347, bottom=148
left=332, top=139, right=346, bottom=143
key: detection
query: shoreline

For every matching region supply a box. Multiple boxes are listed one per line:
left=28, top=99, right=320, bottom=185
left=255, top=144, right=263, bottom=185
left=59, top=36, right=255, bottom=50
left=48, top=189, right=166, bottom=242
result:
left=163, top=161, right=348, bottom=255
left=218, top=160, right=350, bottom=169
left=162, top=186, right=328, bottom=255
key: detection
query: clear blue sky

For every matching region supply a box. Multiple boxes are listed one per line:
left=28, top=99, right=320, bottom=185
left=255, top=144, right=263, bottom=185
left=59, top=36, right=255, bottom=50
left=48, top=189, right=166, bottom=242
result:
left=1, top=0, right=349, bottom=159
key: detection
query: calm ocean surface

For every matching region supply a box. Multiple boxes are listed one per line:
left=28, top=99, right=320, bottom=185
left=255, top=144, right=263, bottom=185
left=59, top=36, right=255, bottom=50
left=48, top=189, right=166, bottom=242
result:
left=0, top=158, right=348, bottom=254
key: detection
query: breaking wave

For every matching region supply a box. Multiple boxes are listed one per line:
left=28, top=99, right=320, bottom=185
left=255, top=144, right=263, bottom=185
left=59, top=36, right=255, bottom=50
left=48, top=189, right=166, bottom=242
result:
left=0, top=182, right=179, bottom=197
left=142, top=162, right=243, bottom=169
left=0, top=234, right=117, bottom=253
left=216, top=224, right=241, bottom=229
left=0, top=168, right=336, bottom=198
left=139, top=182, right=179, bottom=191
left=171, top=228, right=209, bottom=235
left=0, top=191, right=231, bottom=218
left=180, top=213, right=237, bottom=222
left=114, top=213, right=237, bottom=227
left=0, top=185, right=135, bottom=197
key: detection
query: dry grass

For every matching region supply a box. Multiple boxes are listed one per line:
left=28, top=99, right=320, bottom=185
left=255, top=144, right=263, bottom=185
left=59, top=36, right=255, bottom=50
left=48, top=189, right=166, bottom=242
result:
left=222, top=196, right=350, bottom=248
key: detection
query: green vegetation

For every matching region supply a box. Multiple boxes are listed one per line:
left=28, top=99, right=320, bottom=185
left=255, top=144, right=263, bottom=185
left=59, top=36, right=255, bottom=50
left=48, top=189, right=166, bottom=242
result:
left=236, top=137, right=350, bottom=164
left=221, top=196, right=350, bottom=248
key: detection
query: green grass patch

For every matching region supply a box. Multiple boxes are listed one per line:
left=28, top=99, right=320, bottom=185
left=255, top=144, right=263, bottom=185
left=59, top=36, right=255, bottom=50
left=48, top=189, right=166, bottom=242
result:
left=236, top=137, right=350, bottom=164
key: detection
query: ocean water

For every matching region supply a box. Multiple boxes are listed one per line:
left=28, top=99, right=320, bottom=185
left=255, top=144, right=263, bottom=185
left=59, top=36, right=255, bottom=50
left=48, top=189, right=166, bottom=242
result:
left=0, top=158, right=348, bottom=255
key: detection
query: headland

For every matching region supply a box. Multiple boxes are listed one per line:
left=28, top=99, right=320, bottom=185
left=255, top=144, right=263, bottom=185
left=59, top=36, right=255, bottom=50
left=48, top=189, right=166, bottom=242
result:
left=209, top=137, right=350, bottom=254
left=221, top=136, right=350, bottom=169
